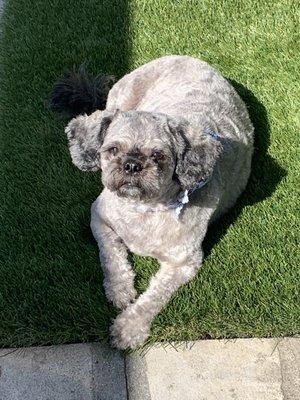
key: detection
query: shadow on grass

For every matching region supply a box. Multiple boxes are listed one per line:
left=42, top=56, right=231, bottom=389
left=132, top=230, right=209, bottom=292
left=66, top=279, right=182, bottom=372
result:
left=0, top=0, right=131, bottom=347
left=203, top=80, right=287, bottom=257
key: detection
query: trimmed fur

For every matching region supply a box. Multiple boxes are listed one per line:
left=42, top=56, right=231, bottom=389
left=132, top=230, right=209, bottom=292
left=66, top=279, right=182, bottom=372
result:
left=62, top=56, right=254, bottom=349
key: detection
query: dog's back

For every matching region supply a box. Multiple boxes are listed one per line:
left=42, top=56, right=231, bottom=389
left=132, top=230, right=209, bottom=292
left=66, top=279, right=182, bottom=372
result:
left=51, top=55, right=254, bottom=218
left=107, top=55, right=254, bottom=216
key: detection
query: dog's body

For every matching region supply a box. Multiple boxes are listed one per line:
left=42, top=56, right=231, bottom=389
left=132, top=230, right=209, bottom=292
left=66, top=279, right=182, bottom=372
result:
left=61, top=55, right=253, bottom=349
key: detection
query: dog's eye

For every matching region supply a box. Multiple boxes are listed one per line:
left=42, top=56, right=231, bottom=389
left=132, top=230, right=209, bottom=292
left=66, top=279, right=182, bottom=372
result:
left=108, top=147, right=119, bottom=156
left=151, top=151, right=165, bottom=162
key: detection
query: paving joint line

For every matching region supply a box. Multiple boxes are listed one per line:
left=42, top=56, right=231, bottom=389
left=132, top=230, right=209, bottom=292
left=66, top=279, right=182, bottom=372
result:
left=124, top=355, right=130, bottom=400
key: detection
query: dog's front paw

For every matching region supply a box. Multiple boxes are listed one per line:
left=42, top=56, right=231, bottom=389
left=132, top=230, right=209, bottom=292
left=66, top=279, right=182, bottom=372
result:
left=110, top=307, right=150, bottom=350
left=104, top=279, right=137, bottom=310
left=109, top=287, right=138, bottom=310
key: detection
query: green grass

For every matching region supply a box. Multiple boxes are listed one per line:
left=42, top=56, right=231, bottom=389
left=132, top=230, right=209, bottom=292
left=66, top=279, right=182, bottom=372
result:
left=0, top=0, right=299, bottom=348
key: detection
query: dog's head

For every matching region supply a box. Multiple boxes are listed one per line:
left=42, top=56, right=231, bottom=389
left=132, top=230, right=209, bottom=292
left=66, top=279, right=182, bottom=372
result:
left=65, top=110, right=222, bottom=200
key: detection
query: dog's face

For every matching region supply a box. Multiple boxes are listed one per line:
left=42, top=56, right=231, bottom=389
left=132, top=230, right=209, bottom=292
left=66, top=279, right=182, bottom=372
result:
left=65, top=110, right=221, bottom=201
left=100, top=112, right=176, bottom=199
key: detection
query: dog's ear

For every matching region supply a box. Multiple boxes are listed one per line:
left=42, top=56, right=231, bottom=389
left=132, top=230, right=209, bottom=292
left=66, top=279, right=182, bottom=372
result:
left=168, top=119, right=222, bottom=190
left=65, top=109, right=116, bottom=171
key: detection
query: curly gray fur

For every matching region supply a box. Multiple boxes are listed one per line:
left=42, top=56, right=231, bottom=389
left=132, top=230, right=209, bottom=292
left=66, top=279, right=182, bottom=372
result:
left=64, top=55, right=254, bottom=349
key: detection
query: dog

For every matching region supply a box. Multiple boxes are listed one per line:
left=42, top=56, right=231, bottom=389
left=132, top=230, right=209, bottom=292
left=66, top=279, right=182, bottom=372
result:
left=52, top=55, right=254, bottom=349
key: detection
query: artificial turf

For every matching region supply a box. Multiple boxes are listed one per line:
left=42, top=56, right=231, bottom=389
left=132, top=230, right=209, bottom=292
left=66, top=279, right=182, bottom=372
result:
left=0, top=0, right=299, bottom=348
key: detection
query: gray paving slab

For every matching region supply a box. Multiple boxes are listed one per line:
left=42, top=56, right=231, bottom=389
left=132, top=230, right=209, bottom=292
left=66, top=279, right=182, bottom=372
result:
left=91, top=342, right=127, bottom=400
left=125, top=352, right=151, bottom=400
left=0, top=338, right=300, bottom=400
left=126, top=338, right=300, bottom=400
left=278, top=338, right=300, bottom=400
left=0, top=343, right=127, bottom=400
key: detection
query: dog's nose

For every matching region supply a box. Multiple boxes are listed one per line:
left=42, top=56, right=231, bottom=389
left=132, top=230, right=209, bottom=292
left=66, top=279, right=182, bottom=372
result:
left=124, top=160, right=143, bottom=174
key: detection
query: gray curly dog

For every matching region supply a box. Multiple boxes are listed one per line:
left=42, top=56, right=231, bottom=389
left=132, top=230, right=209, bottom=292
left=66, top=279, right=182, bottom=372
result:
left=53, top=55, right=254, bottom=349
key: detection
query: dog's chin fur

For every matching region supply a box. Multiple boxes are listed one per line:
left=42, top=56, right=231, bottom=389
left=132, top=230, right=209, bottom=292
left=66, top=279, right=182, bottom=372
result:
left=116, top=183, right=144, bottom=199
left=102, top=166, right=165, bottom=201
left=109, top=181, right=162, bottom=201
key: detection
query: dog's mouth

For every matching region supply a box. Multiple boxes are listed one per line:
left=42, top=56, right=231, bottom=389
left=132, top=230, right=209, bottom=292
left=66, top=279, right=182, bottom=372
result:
left=103, top=167, right=162, bottom=200
left=117, top=181, right=143, bottom=198
left=120, top=182, right=135, bottom=188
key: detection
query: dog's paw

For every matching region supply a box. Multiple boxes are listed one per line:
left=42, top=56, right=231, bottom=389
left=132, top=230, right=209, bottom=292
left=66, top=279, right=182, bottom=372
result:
left=110, top=307, right=150, bottom=350
left=111, top=287, right=138, bottom=310
left=104, top=280, right=137, bottom=310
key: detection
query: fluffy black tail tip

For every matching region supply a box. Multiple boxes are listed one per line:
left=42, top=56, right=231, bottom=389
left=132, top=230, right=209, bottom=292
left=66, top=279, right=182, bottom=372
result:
left=49, top=64, right=115, bottom=118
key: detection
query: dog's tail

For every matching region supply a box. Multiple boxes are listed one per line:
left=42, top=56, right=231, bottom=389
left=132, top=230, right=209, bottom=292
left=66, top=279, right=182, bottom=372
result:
left=49, top=64, right=115, bottom=118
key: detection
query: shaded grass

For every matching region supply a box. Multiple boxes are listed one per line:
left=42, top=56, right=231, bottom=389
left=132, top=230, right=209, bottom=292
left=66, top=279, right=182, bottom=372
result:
left=0, top=0, right=130, bottom=347
left=0, top=0, right=299, bottom=348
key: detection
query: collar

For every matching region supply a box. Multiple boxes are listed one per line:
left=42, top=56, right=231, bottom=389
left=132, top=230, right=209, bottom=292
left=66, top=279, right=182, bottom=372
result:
left=134, top=128, right=220, bottom=217
left=167, top=178, right=211, bottom=216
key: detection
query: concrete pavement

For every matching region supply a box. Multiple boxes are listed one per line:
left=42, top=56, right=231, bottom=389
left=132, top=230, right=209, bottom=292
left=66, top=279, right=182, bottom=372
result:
left=0, top=338, right=299, bottom=400
left=127, top=338, right=300, bottom=400
left=0, top=343, right=127, bottom=400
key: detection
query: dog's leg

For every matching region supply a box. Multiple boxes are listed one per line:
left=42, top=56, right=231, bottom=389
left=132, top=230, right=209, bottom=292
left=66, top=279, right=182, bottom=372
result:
left=91, top=211, right=137, bottom=310
left=110, top=252, right=202, bottom=349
